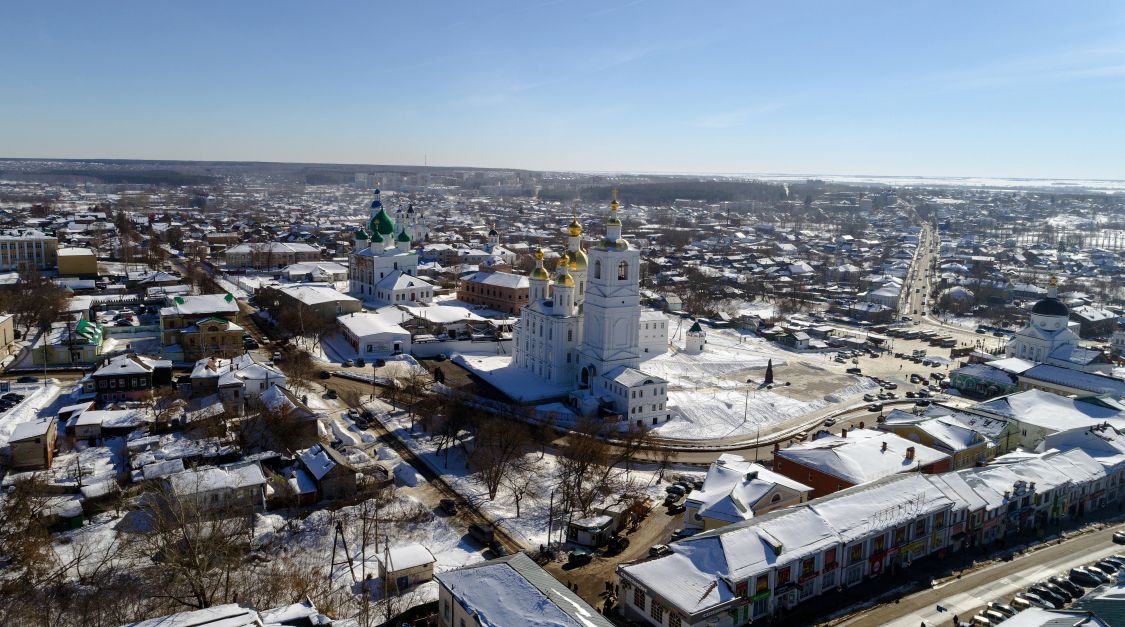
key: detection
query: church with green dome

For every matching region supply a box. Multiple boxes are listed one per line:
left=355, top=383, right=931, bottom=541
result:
left=349, top=189, right=434, bottom=306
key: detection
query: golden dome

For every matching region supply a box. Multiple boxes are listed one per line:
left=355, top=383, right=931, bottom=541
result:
left=567, top=219, right=582, bottom=237
left=534, top=248, right=545, bottom=260
left=554, top=273, right=576, bottom=287
left=557, top=251, right=571, bottom=270
left=571, top=248, right=588, bottom=270
left=530, top=266, right=550, bottom=281
left=607, top=217, right=622, bottom=226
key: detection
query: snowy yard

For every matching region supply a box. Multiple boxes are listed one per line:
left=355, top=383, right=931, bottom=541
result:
left=370, top=401, right=704, bottom=550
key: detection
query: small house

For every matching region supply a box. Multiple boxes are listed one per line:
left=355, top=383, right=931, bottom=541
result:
left=378, top=542, right=436, bottom=591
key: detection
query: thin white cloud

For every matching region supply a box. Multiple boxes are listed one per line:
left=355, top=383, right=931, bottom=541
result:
left=938, top=45, right=1125, bottom=90
left=693, top=104, right=781, bottom=129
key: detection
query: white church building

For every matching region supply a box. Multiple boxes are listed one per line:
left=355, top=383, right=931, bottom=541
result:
left=511, top=193, right=671, bottom=430
left=1005, top=276, right=1111, bottom=374
left=348, top=189, right=434, bottom=306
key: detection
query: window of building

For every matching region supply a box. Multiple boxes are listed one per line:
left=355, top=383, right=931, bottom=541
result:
left=914, top=519, right=926, bottom=536
left=594, top=260, right=601, bottom=280
left=777, top=566, right=791, bottom=585
left=801, top=557, right=815, bottom=578
left=650, top=601, right=663, bottom=622
left=873, top=535, right=885, bottom=553
left=633, top=587, right=646, bottom=609
left=618, top=261, right=628, bottom=280
left=668, top=613, right=682, bottom=627
left=771, top=493, right=782, bottom=503
left=895, top=526, right=907, bottom=545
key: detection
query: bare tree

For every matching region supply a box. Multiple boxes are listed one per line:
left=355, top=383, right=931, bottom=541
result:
left=468, top=418, right=531, bottom=501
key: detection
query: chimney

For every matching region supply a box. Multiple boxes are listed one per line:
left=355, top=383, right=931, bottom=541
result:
left=859, top=421, right=866, bottom=430
left=773, top=442, right=781, bottom=453
left=1003, top=490, right=1010, bottom=500
left=905, top=446, right=916, bottom=461
left=746, top=471, right=758, bottom=481
left=841, top=428, right=848, bottom=438
left=881, top=441, right=888, bottom=452
left=1029, top=481, right=1035, bottom=491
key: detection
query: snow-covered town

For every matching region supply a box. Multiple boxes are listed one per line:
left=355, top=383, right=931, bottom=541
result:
left=3, top=4, right=1125, bottom=627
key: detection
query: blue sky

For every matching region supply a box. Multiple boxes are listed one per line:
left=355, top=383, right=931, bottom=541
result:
left=1, top=1, right=1123, bottom=179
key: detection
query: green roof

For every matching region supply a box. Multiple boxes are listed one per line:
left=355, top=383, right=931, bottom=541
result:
left=369, top=229, right=384, bottom=243
left=355, top=228, right=369, bottom=240
left=689, top=321, right=703, bottom=333
left=370, top=207, right=395, bottom=235
left=396, top=230, right=411, bottom=242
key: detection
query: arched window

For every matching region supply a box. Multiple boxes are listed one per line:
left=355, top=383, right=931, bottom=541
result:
left=618, top=261, right=628, bottom=280
left=593, top=260, right=601, bottom=280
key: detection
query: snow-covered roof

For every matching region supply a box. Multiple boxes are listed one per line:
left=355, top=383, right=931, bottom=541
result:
left=167, top=462, right=266, bottom=496
left=1020, top=364, right=1125, bottom=396
left=975, top=389, right=1125, bottom=432
left=93, top=353, right=170, bottom=377
left=436, top=553, right=612, bottom=627
left=160, top=293, right=239, bottom=317
left=374, top=270, right=433, bottom=292
left=271, top=283, right=358, bottom=306
left=605, top=365, right=666, bottom=388
left=685, top=454, right=811, bottom=524
left=776, top=429, right=949, bottom=484
left=337, top=312, right=410, bottom=338
left=462, top=270, right=529, bottom=290
left=379, top=542, right=436, bottom=572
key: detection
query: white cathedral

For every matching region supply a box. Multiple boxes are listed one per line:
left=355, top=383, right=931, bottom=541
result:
left=1005, top=276, right=1111, bottom=373
left=511, top=193, right=672, bottom=430
left=349, top=189, right=435, bottom=306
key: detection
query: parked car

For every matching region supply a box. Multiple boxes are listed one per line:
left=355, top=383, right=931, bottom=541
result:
left=1049, top=576, right=1083, bottom=597
left=568, top=548, right=593, bottom=567
left=605, top=536, right=630, bottom=555
left=868, top=403, right=884, bottom=412
left=1038, top=582, right=1073, bottom=601
left=468, top=523, right=494, bottom=545
left=1113, top=530, right=1125, bottom=544
left=863, top=394, right=876, bottom=402
left=319, top=370, right=332, bottom=379
left=672, top=481, right=693, bottom=494
left=986, top=602, right=1016, bottom=618
left=846, top=367, right=862, bottom=374
left=342, top=359, right=354, bottom=367
left=1089, top=561, right=1119, bottom=577
left=671, top=528, right=700, bottom=541
left=824, top=418, right=837, bottom=427
left=665, top=484, right=687, bottom=497
left=1018, top=591, right=1058, bottom=609
left=1028, top=584, right=1067, bottom=606
left=324, top=389, right=338, bottom=399
left=243, top=340, right=259, bottom=349
left=1070, top=567, right=1103, bottom=587
left=15, top=376, right=38, bottom=383
left=649, top=544, right=670, bottom=557
left=355, top=357, right=365, bottom=367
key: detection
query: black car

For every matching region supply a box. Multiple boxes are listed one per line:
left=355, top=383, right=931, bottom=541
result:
left=15, top=376, right=38, bottom=383
left=439, top=499, right=458, bottom=515
left=324, top=389, right=338, bottom=399
left=1028, top=585, right=1067, bottom=607
left=605, top=536, right=630, bottom=555
left=355, top=357, right=365, bottom=367
left=488, top=540, right=510, bottom=557
left=319, top=371, right=332, bottom=380
left=1049, top=576, right=1083, bottom=597
left=567, top=548, right=593, bottom=567
left=243, top=340, right=259, bottom=349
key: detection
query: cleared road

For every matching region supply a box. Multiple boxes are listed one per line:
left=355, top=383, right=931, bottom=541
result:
left=840, top=522, right=1125, bottom=627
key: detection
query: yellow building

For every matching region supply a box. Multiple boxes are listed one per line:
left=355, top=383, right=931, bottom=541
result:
left=880, top=409, right=995, bottom=469
left=180, top=316, right=245, bottom=360
left=57, top=247, right=98, bottom=278
left=0, top=228, right=58, bottom=272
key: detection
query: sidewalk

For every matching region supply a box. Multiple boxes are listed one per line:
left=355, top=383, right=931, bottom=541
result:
left=766, top=510, right=1125, bottom=626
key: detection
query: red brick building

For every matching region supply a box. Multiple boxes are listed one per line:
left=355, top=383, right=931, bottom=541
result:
left=773, top=428, right=951, bottom=498
left=457, top=270, right=529, bottom=315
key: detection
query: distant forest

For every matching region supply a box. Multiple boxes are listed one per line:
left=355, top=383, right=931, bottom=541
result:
left=540, top=180, right=788, bottom=205
left=42, top=169, right=217, bottom=186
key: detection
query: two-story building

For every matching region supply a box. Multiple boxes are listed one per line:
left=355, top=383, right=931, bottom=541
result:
left=90, top=353, right=172, bottom=403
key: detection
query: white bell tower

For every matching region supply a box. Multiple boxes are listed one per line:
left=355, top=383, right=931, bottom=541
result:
left=579, top=190, right=641, bottom=386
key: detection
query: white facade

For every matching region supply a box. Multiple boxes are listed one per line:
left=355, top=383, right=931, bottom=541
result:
left=348, top=189, right=432, bottom=305
left=1004, top=278, right=1104, bottom=371
left=338, top=312, right=411, bottom=357
left=511, top=194, right=670, bottom=430
left=639, top=309, right=670, bottom=358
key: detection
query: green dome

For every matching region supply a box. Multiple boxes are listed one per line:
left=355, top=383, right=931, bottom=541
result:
left=369, top=208, right=395, bottom=235
left=355, top=228, right=369, bottom=240
left=397, top=230, right=411, bottom=243
left=369, top=229, right=384, bottom=243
